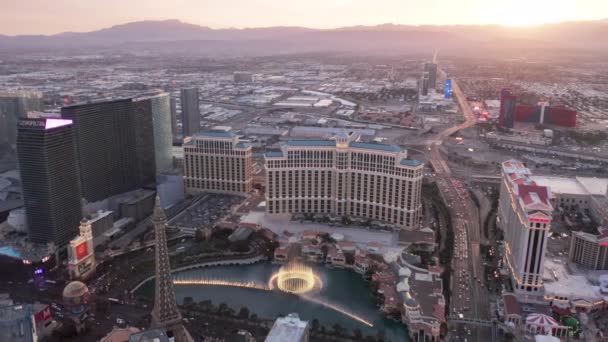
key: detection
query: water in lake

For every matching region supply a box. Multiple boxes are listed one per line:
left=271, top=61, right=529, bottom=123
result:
left=136, top=263, right=409, bottom=342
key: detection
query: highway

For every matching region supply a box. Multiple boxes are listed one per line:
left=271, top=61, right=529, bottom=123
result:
left=424, top=75, right=491, bottom=339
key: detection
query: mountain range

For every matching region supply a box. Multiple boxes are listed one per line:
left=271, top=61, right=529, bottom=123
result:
left=1, top=19, right=607, bottom=55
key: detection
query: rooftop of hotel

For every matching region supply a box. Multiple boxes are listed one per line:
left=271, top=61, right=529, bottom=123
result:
left=502, top=160, right=553, bottom=210
left=530, top=175, right=608, bottom=197
left=192, top=131, right=235, bottom=138
left=400, top=159, right=423, bottom=167
left=349, top=141, right=402, bottom=152
left=284, top=140, right=337, bottom=147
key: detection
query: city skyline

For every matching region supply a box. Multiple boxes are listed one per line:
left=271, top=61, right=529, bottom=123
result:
left=2, top=0, right=607, bottom=35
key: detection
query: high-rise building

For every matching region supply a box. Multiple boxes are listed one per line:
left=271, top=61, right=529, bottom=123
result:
left=170, top=97, right=179, bottom=142
left=0, top=91, right=42, bottom=148
left=568, top=229, right=608, bottom=270
left=420, top=72, right=430, bottom=96
left=264, top=133, right=423, bottom=229
left=498, top=160, right=553, bottom=303
left=133, top=92, right=174, bottom=185
left=183, top=131, right=252, bottom=195
left=61, top=99, right=139, bottom=202
left=424, top=62, right=437, bottom=89
left=17, top=117, right=82, bottom=247
left=180, top=88, right=200, bottom=137
left=499, top=89, right=517, bottom=129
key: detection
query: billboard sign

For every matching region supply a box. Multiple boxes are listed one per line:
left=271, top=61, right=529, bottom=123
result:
left=444, top=79, right=452, bottom=99
left=75, top=242, right=88, bottom=260
left=34, top=306, right=52, bottom=324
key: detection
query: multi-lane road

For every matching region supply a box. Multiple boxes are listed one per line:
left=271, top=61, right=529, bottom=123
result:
left=424, top=77, right=491, bottom=338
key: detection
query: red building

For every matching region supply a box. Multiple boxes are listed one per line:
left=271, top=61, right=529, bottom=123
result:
left=500, top=89, right=577, bottom=128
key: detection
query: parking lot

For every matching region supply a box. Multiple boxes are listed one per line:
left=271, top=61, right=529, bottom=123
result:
left=168, top=194, right=243, bottom=231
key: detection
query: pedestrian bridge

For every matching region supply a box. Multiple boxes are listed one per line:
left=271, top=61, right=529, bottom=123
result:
left=447, top=317, right=495, bottom=327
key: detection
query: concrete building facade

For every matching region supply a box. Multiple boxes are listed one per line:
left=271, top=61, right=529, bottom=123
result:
left=264, top=134, right=423, bottom=229
left=568, top=229, right=608, bottom=270
left=184, top=131, right=253, bottom=195
left=498, top=160, right=553, bottom=303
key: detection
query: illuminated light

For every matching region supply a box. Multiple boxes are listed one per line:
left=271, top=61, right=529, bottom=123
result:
left=45, top=118, right=73, bottom=130
left=42, top=256, right=50, bottom=263
left=174, top=262, right=374, bottom=328
left=22, top=260, right=32, bottom=265
left=173, top=279, right=267, bottom=291
left=75, top=242, right=88, bottom=260
left=529, top=218, right=551, bottom=223
left=34, top=268, right=44, bottom=275
left=302, top=295, right=374, bottom=327
left=269, top=261, right=323, bottom=295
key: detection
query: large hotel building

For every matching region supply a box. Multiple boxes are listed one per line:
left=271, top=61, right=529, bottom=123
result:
left=498, top=160, right=553, bottom=303
left=17, top=117, right=82, bottom=247
left=264, top=133, right=423, bottom=229
left=184, top=131, right=253, bottom=195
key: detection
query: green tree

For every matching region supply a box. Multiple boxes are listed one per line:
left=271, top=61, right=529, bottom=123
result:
left=182, top=296, right=194, bottom=307
left=332, top=323, right=344, bottom=336
left=238, top=306, right=250, bottom=319
left=311, top=319, right=320, bottom=331
left=353, top=328, right=363, bottom=339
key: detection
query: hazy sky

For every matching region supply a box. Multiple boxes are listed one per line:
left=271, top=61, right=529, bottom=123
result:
left=2, top=0, right=607, bottom=35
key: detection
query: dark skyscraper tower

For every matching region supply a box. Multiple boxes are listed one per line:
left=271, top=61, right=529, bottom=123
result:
left=499, top=89, right=517, bottom=129
left=61, top=99, right=138, bottom=202
left=420, top=72, right=430, bottom=96
left=180, top=88, right=200, bottom=138
left=133, top=92, right=173, bottom=186
left=424, top=62, right=437, bottom=89
left=17, top=118, right=82, bottom=247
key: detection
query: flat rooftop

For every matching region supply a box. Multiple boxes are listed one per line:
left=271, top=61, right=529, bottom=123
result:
left=530, top=176, right=608, bottom=197
left=265, top=313, right=308, bottom=342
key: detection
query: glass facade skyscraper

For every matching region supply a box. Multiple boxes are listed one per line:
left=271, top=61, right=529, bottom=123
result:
left=180, top=88, right=200, bottom=137
left=61, top=99, right=138, bottom=202
left=17, top=117, right=82, bottom=246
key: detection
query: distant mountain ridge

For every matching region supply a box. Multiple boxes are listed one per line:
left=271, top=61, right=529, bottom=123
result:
left=1, top=19, right=607, bottom=54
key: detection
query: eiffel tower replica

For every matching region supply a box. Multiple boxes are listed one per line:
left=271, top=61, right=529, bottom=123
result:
left=150, top=195, right=193, bottom=342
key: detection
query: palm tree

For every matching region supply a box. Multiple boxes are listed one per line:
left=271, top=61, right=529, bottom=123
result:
left=332, top=323, right=344, bottom=336
left=311, top=319, right=320, bottom=331
left=238, top=306, right=250, bottom=319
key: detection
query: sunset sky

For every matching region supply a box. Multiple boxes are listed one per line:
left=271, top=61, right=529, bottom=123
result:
left=2, top=0, right=607, bottom=35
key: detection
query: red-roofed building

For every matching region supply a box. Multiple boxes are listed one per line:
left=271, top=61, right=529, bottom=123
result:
left=326, top=246, right=346, bottom=267
left=354, top=252, right=371, bottom=275
left=372, top=271, right=396, bottom=284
